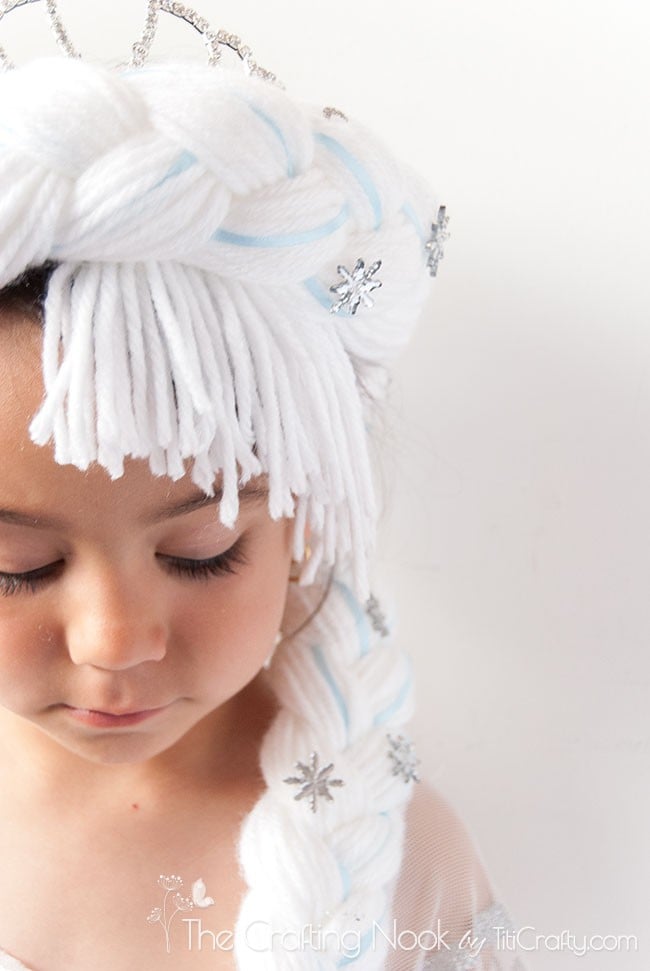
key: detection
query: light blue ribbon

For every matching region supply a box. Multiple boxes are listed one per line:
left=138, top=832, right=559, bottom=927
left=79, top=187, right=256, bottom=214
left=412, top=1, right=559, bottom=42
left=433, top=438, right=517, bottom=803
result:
left=311, top=642, right=350, bottom=740
left=246, top=101, right=296, bottom=178
left=213, top=204, right=348, bottom=248
left=333, top=578, right=372, bottom=657
left=315, top=132, right=383, bottom=230
left=401, top=200, right=427, bottom=243
left=374, top=656, right=414, bottom=726
left=51, top=149, right=199, bottom=254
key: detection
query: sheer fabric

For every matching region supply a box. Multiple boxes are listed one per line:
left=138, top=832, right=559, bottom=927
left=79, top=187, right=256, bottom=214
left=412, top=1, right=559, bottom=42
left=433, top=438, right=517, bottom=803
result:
left=387, top=783, right=530, bottom=971
left=0, top=782, right=529, bottom=971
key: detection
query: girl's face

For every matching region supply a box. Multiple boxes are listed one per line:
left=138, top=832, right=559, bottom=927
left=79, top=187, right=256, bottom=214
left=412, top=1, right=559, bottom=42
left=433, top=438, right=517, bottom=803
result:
left=0, top=314, right=295, bottom=768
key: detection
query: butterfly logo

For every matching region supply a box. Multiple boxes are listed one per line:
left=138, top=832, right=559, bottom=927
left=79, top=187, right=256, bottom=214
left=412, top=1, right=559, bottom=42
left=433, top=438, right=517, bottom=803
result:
left=191, top=877, right=215, bottom=908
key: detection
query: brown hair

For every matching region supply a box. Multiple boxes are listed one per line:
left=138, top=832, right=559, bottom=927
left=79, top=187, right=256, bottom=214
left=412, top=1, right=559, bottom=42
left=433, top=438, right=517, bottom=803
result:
left=0, top=261, right=59, bottom=321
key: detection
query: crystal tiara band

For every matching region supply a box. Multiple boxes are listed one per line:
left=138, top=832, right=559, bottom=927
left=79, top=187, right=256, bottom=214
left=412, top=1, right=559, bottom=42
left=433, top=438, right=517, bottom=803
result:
left=0, top=0, right=80, bottom=65
left=0, top=0, right=281, bottom=84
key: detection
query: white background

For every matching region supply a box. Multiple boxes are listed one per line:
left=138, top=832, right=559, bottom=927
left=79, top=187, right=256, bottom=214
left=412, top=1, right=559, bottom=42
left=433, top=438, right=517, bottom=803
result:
left=3, top=2, right=649, bottom=968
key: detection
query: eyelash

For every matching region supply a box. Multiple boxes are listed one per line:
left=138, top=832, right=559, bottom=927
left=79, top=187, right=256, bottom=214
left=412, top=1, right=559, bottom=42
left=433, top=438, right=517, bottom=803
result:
left=162, top=540, right=248, bottom=581
left=0, top=538, right=249, bottom=598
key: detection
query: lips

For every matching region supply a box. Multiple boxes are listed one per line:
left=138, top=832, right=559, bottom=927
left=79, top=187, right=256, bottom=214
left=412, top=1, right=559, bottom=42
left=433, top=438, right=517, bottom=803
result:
left=66, top=704, right=163, bottom=716
left=61, top=704, right=169, bottom=728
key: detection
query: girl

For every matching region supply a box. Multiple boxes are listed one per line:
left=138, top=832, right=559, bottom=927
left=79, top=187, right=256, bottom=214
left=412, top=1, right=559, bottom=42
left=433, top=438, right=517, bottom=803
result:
left=0, top=3, right=530, bottom=969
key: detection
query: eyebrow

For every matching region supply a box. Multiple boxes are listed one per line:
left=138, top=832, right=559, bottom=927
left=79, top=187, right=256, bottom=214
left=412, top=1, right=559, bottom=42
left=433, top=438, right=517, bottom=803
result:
left=147, top=484, right=269, bottom=524
left=0, top=484, right=270, bottom=531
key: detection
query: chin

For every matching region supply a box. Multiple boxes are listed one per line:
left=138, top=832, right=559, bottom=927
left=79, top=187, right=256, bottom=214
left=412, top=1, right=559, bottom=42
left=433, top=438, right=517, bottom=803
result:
left=45, top=726, right=183, bottom=766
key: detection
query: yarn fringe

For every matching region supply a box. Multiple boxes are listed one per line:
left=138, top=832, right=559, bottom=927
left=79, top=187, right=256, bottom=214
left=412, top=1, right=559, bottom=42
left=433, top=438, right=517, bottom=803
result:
left=27, top=261, right=377, bottom=597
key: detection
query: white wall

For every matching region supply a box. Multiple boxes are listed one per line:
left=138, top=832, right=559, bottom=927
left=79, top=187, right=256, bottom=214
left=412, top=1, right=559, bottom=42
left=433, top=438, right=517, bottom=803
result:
left=4, top=2, right=648, bottom=967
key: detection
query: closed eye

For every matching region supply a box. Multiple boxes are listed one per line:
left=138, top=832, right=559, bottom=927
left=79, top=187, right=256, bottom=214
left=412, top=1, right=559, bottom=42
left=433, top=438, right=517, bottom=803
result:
left=0, top=560, right=64, bottom=596
left=158, top=538, right=249, bottom=580
left=0, top=538, right=249, bottom=597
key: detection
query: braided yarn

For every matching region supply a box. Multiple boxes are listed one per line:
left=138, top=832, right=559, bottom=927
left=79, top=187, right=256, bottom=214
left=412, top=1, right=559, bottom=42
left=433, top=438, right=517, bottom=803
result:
left=0, top=56, right=439, bottom=600
left=235, top=575, right=415, bottom=969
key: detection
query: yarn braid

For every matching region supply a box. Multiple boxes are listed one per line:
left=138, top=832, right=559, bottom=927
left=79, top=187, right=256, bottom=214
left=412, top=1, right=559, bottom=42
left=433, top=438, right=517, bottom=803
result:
left=235, top=574, right=415, bottom=969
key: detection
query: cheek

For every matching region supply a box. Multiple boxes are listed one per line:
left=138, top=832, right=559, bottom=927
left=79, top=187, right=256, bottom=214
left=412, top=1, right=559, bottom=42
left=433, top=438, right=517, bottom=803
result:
left=0, top=607, right=57, bottom=709
left=173, top=527, right=292, bottom=682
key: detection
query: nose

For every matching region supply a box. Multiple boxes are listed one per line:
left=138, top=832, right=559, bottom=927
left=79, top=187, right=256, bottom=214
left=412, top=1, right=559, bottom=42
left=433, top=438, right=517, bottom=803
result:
left=65, top=563, right=168, bottom=670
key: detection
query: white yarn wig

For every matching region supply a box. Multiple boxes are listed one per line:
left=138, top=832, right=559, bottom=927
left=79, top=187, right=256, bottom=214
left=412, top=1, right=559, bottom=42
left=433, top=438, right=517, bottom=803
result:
left=0, top=54, right=442, bottom=600
left=0, top=47, right=444, bottom=970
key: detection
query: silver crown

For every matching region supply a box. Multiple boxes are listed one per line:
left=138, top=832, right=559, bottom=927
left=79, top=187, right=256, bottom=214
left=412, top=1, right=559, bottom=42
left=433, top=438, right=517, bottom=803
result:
left=0, top=0, right=281, bottom=84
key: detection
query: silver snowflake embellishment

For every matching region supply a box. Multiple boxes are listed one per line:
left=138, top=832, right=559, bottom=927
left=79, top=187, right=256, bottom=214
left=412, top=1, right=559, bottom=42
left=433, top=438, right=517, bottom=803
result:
left=283, top=751, right=345, bottom=812
left=329, top=258, right=382, bottom=315
left=323, top=106, right=349, bottom=121
left=387, top=734, right=421, bottom=784
left=425, top=205, right=450, bottom=277
left=365, top=593, right=390, bottom=637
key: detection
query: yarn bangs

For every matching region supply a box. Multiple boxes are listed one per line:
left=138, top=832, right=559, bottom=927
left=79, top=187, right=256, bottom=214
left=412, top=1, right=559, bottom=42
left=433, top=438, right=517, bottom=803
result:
left=22, top=260, right=378, bottom=596
left=0, top=56, right=440, bottom=600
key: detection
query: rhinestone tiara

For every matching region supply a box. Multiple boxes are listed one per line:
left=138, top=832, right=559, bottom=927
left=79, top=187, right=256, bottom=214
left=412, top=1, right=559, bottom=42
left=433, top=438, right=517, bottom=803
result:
left=0, top=0, right=281, bottom=84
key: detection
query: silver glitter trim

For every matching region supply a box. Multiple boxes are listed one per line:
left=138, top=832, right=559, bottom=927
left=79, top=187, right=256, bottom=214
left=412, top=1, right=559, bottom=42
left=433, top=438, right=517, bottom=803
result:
left=387, top=733, right=421, bottom=783
left=425, top=204, right=450, bottom=277
left=283, top=751, right=345, bottom=812
left=329, top=258, right=383, bottom=315
left=473, top=900, right=515, bottom=940
left=422, top=946, right=481, bottom=970
left=421, top=900, right=520, bottom=969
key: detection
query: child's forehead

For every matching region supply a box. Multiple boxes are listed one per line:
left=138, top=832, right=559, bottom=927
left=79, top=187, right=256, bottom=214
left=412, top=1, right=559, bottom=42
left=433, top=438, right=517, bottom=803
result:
left=0, top=308, right=46, bottom=435
left=0, top=307, right=273, bottom=530
left=0, top=455, right=271, bottom=535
